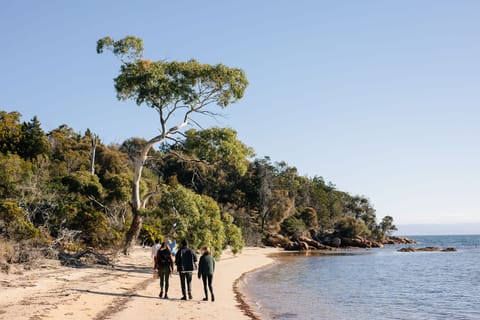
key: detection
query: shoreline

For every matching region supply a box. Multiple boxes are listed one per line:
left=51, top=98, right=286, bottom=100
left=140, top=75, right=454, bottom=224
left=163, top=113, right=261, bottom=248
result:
left=0, top=246, right=281, bottom=320
left=233, top=260, right=277, bottom=320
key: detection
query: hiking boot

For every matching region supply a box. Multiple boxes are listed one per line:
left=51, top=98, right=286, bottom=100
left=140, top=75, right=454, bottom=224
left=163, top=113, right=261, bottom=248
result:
left=188, top=292, right=193, bottom=300
left=159, top=291, right=163, bottom=298
left=181, top=296, right=187, bottom=300
left=211, top=294, right=215, bottom=302
left=164, top=294, right=169, bottom=299
left=202, top=297, right=208, bottom=301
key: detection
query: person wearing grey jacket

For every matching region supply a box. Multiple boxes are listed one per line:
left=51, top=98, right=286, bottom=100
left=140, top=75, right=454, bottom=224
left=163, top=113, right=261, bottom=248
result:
left=197, top=246, right=215, bottom=302
left=175, top=239, right=197, bottom=300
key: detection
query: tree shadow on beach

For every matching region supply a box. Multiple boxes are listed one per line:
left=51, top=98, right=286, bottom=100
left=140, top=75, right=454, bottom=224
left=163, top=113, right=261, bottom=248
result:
left=73, top=288, right=158, bottom=300
left=60, top=262, right=153, bottom=276
left=111, top=263, right=153, bottom=275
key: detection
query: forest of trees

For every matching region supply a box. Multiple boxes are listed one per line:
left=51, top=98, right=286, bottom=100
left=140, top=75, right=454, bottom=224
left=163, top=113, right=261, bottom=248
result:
left=0, top=109, right=397, bottom=263
left=1, top=36, right=397, bottom=267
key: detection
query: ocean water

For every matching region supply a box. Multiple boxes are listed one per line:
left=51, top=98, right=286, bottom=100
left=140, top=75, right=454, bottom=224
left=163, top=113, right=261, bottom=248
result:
left=243, top=235, right=480, bottom=320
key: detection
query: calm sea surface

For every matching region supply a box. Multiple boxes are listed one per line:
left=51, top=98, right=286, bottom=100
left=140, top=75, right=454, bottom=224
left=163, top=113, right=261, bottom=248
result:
left=243, top=235, right=480, bottom=320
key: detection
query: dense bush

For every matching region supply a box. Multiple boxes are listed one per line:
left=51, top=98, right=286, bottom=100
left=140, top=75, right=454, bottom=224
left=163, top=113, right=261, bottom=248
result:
left=1, top=108, right=393, bottom=268
left=280, top=216, right=306, bottom=238
left=0, top=201, right=40, bottom=240
left=156, top=185, right=243, bottom=257
left=335, top=216, right=371, bottom=238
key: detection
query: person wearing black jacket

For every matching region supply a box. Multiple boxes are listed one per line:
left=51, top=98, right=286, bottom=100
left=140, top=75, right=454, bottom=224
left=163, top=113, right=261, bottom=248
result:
left=154, top=242, right=174, bottom=299
left=175, top=239, right=197, bottom=300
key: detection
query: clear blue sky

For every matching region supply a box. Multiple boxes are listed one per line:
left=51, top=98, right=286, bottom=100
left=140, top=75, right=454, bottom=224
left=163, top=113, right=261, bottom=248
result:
left=2, top=1, right=480, bottom=231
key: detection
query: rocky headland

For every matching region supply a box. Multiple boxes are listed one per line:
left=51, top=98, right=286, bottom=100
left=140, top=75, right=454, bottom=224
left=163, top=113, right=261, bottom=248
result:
left=264, top=233, right=416, bottom=251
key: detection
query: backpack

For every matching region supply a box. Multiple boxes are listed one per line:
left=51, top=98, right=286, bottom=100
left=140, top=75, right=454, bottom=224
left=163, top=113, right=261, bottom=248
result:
left=157, top=249, right=170, bottom=266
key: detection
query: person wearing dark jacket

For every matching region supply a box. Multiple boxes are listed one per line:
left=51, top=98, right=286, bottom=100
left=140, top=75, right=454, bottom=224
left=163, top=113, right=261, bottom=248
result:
left=198, top=246, right=215, bottom=302
left=154, top=242, right=174, bottom=299
left=175, top=239, right=197, bottom=300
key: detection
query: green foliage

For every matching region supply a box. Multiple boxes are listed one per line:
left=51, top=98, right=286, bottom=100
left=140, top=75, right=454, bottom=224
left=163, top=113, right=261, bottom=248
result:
left=102, top=172, right=131, bottom=202
left=1, top=105, right=392, bottom=260
left=0, top=153, right=32, bottom=198
left=299, top=207, right=318, bottom=230
left=61, top=171, right=103, bottom=198
left=0, top=201, right=39, bottom=240
left=113, top=59, right=248, bottom=109
left=48, top=125, right=91, bottom=174
left=18, top=116, right=50, bottom=160
left=157, top=185, right=231, bottom=257
left=183, top=127, right=254, bottom=176
left=335, top=216, right=371, bottom=238
left=69, top=203, right=122, bottom=248
left=96, top=36, right=144, bottom=61
left=280, top=216, right=306, bottom=238
left=222, top=213, right=244, bottom=254
left=0, top=111, right=22, bottom=156
left=375, top=215, right=398, bottom=240
left=139, top=216, right=164, bottom=246
left=97, top=36, right=248, bottom=111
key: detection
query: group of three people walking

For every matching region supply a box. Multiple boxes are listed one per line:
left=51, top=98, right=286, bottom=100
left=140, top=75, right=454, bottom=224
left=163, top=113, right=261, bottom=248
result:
left=153, top=239, right=215, bottom=301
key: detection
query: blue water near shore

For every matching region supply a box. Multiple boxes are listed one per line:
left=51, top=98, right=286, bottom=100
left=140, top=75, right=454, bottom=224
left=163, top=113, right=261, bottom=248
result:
left=244, top=235, right=480, bottom=320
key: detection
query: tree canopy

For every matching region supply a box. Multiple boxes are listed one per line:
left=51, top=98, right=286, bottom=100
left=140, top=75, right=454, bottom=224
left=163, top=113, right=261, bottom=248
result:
left=1, top=108, right=398, bottom=264
left=97, top=35, right=249, bottom=253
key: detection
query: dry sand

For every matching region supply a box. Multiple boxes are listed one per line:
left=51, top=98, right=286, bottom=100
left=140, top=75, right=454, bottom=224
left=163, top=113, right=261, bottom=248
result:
left=0, top=246, right=279, bottom=320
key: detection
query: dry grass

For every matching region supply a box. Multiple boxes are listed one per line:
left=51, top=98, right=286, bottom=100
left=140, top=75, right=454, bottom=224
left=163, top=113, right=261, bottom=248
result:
left=0, top=239, right=52, bottom=273
left=0, top=238, right=16, bottom=272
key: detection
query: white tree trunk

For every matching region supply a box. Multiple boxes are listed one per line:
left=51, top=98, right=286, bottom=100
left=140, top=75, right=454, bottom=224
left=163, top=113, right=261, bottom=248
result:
left=132, top=139, right=159, bottom=211
left=90, top=134, right=98, bottom=175
left=131, top=119, right=189, bottom=210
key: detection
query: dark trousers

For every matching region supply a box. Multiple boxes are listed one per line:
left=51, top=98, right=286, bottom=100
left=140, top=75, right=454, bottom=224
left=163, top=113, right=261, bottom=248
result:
left=179, top=271, right=193, bottom=296
left=158, top=268, right=170, bottom=293
left=202, top=274, right=214, bottom=298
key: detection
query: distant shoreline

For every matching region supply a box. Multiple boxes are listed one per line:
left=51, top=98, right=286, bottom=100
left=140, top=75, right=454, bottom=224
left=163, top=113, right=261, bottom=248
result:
left=397, top=223, right=480, bottom=236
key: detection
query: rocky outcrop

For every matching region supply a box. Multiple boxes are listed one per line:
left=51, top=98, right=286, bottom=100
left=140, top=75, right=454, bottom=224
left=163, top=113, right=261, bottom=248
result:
left=340, top=236, right=384, bottom=248
left=284, top=241, right=309, bottom=251
left=265, top=231, right=422, bottom=251
left=297, top=236, right=334, bottom=250
left=263, top=233, right=288, bottom=247
left=398, top=246, right=457, bottom=252
left=383, top=236, right=416, bottom=245
left=264, top=232, right=387, bottom=251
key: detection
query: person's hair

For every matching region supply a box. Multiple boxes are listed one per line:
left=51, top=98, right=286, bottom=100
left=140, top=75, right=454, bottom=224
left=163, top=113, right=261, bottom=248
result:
left=155, top=238, right=160, bottom=244
left=181, top=239, right=188, bottom=247
left=203, top=246, right=210, bottom=254
left=161, top=242, right=171, bottom=253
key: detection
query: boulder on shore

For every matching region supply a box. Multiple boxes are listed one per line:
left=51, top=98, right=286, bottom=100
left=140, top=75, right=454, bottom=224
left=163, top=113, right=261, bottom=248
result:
left=263, top=233, right=287, bottom=248
left=284, top=241, right=309, bottom=251
left=340, top=236, right=384, bottom=248
left=298, top=236, right=334, bottom=250
left=398, top=246, right=457, bottom=252
left=384, top=236, right=416, bottom=245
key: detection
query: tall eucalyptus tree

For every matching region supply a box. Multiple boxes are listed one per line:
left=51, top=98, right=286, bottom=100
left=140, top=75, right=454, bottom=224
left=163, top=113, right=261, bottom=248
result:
left=97, top=36, right=248, bottom=253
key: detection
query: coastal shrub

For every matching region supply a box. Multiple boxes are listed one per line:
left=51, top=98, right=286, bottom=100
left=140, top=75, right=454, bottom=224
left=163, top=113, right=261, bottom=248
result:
left=0, top=201, right=39, bottom=240
left=61, top=171, right=103, bottom=198
left=156, top=185, right=234, bottom=257
left=280, top=216, right=306, bottom=238
left=335, top=216, right=370, bottom=238
left=376, top=215, right=398, bottom=241
left=0, top=153, right=33, bottom=198
left=222, top=212, right=244, bottom=254
left=68, top=203, right=122, bottom=249
left=299, top=207, right=318, bottom=230
left=0, top=238, right=15, bottom=271
left=139, top=215, right=164, bottom=246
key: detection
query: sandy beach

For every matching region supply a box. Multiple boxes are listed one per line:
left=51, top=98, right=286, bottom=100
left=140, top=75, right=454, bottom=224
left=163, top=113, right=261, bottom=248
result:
left=0, top=246, right=279, bottom=320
